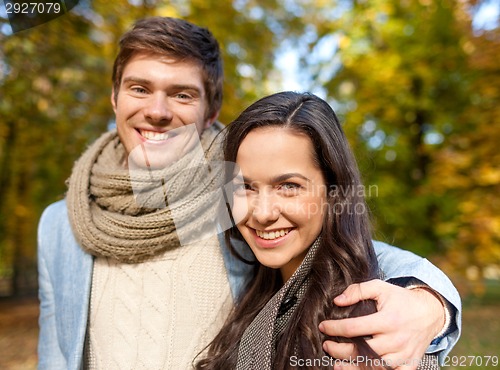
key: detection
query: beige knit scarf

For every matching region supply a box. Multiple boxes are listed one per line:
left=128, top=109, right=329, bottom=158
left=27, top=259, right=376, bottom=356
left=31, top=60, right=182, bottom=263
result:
left=66, top=123, right=226, bottom=263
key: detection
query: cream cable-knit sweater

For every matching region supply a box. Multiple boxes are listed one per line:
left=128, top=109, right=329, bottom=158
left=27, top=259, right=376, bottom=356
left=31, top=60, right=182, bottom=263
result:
left=85, top=235, right=233, bottom=369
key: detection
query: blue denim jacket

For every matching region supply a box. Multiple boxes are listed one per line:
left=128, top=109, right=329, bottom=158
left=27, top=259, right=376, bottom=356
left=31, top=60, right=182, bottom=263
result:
left=38, top=200, right=461, bottom=370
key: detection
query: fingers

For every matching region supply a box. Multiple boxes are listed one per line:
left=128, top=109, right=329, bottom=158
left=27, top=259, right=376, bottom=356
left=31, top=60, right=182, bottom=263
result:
left=319, top=312, right=384, bottom=338
left=323, top=335, right=391, bottom=360
left=323, top=341, right=356, bottom=360
left=323, top=342, right=361, bottom=370
left=324, top=279, right=429, bottom=370
left=335, top=361, right=360, bottom=370
left=334, top=279, right=385, bottom=306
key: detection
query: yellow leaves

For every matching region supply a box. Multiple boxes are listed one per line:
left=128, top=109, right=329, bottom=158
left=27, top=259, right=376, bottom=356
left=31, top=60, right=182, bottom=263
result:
left=466, top=266, right=481, bottom=281
left=461, top=40, right=475, bottom=54
left=454, top=198, right=500, bottom=268
left=429, top=149, right=471, bottom=191
left=419, top=0, right=432, bottom=6
left=458, top=199, right=478, bottom=214
left=314, top=0, right=334, bottom=8
left=338, top=34, right=351, bottom=50
left=476, top=166, right=500, bottom=186
left=483, top=264, right=500, bottom=280
left=338, top=81, right=355, bottom=97
left=37, top=99, right=49, bottom=112
left=324, top=0, right=500, bottom=291
left=14, top=205, right=29, bottom=218
left=32, top=77, right=52, bottom=94
left=435, top=220, right=454, bottom=234
left=155, top=4, right=181, bottom=18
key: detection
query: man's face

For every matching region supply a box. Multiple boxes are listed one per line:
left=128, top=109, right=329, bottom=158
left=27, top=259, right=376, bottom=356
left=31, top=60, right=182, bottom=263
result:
left=111, top=53, right=216, bottom=168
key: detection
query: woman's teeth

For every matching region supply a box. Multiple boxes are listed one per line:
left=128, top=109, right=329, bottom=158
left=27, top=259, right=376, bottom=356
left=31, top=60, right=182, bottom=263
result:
left=256, top=229, right=291, bottom=240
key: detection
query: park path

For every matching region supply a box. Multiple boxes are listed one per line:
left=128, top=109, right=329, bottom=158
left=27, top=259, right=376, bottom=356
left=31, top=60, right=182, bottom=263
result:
left=0, top=296, right=38, bottom=370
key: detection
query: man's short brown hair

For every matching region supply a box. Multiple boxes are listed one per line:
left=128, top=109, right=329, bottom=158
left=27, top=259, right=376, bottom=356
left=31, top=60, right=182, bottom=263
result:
left=112, top=17, right=223, bottom=119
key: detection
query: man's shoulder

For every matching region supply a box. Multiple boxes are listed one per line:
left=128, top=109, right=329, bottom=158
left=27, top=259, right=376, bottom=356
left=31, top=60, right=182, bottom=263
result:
left=39, top=199, right=69, bottom=231
left=42, top=198, right=68, bottom=217
left=38, top=199, right=73, bottom=251
left=372, top=239, right=405, bottom=255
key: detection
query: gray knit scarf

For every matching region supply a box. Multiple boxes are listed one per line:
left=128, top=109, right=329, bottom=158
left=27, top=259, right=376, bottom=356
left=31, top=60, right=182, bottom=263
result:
left=236, top=237, right=440, bottom=370
left=236, top=238, right=321, bottom=370
left=66, top=123, right=226, bottom=263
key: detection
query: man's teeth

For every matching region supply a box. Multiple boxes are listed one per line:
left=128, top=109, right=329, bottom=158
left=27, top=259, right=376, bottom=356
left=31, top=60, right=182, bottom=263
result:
left=256, top=229, right=291, bottom=240
left=139, top=130, right=169, bottom=141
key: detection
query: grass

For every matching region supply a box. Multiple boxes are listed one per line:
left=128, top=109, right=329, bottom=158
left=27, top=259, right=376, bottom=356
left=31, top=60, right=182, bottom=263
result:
left=447, top=280, right=500, bottom=369
left=0, top=281, right=498, bottom=369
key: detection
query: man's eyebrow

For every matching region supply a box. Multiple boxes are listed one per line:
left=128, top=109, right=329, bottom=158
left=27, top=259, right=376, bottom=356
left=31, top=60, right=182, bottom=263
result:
left=170, top=84, right=203, bottom=95
left=122, top=76, right=151, bottom=85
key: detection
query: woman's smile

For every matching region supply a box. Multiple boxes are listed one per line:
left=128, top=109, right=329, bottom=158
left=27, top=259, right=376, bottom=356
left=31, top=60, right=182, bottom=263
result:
left=232, top=126, right=327, bottom=281
left=251, top=227, right=295, bottom=249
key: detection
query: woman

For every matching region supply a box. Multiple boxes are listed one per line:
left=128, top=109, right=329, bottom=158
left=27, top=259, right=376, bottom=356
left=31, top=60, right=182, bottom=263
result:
left=196, top=92, right=438, bottom=370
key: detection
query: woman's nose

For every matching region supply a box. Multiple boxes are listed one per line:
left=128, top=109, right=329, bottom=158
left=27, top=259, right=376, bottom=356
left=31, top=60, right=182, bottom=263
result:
left=252, top=192, right=280, bottom=224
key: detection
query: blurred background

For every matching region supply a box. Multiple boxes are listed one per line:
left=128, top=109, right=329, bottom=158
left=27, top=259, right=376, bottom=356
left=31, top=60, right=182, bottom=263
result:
left=0, top=0, right=499, bottom=368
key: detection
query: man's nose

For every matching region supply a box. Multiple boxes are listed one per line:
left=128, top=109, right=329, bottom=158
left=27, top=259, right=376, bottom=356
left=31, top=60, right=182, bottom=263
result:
left=144, top=94, right=173, bottom=124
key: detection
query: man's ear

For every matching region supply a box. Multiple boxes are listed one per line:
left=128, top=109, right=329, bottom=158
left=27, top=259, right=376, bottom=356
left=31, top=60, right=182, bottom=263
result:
left=110, top=89, right=117, bottom=113
left=204, top=109, right=220, bottom=129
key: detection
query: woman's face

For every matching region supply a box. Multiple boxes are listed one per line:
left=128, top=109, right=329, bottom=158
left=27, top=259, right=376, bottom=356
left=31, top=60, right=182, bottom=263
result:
left=232, top=126, right=327, bottom=281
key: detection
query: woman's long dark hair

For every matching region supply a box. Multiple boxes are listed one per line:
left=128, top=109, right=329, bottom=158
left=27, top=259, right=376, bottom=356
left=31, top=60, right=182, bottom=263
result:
left=196, top=92, right=384, bottom=369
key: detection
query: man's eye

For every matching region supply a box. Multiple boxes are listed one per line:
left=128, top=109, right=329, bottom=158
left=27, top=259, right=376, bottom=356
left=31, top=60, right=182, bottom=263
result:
left=131, top=87, right=147, bottom=94
left=176, top=93, right=192, bottom=99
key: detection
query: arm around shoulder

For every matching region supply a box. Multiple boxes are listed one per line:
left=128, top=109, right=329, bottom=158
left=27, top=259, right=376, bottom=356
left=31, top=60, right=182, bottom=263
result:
left=373, top=240, right=461, bottom=361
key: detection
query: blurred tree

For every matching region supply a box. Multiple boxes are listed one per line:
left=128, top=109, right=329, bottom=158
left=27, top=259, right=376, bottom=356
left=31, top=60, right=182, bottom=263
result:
left=1, top=0, right=498, bottom=296
left=293, top=0, right=500, bottom=289
left=429, top=24, right=500, bottom=293
left=0, top=0, right=309, bottom=296
left=334, top=0, right=473, bottom=256
left=0, top=7, right=111, bottom=295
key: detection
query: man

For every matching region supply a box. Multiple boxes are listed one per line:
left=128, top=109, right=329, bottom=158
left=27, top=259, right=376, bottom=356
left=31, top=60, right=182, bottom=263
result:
left=38, top=17, right=460, bottom=370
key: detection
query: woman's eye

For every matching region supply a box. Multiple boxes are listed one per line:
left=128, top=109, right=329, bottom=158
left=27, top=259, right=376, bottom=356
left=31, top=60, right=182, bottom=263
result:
left=233, top=183, right=251, bottom=194
left=279, top=182, right=301, bottom=194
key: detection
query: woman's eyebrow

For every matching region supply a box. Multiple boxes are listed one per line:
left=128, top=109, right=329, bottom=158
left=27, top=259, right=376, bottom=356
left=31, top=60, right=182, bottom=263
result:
left=239, top=173, right=310, bottom=184
left=271, top=173, right=310, bottom=183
